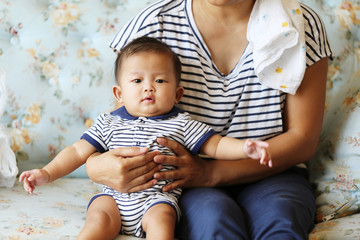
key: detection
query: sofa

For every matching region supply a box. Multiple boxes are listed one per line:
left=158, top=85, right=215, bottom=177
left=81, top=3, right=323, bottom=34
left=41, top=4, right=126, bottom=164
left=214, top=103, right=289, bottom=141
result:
left=0, top=0, right=359, bottom=239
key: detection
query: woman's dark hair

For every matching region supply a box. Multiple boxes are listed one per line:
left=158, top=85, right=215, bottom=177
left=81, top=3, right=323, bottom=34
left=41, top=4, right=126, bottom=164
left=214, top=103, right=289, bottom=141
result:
left=115, top=36, right=182, bottom=85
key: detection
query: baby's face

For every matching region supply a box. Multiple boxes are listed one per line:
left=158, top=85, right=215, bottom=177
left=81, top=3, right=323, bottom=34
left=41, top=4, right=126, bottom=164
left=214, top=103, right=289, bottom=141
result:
left=114, top=52, right=183, bottom=117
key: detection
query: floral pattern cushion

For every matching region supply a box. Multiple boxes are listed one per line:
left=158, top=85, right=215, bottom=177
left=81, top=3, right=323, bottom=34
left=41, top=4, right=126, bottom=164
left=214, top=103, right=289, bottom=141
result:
left=302, top=0, right=360, bottom=223
left=0, top=178, right=99, bottom=239
left=0, top=177, right=359, bottom=240
left=309, top=213, right=360, bottom=240
left=0, top=178, right=142, bottom=240
left=0, top=0, right=156, bottom=177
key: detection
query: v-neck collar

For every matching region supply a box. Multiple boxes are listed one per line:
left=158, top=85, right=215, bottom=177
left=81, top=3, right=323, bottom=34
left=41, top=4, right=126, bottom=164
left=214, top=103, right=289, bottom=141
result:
left=184, top=0, right=251, bottom=79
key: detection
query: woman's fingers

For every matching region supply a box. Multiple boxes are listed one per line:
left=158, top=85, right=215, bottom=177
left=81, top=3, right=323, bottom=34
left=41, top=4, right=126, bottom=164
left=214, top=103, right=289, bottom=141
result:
left=162, top=178, right=185, bottom=193
left=127, top=178, right=158, bottom=193
left=154, top=153, right=208, bottom=192
left=154, top=138, right=210, bottom=191
left=156, top=138, right=189, bottom=157
left=112, top=146, right=149, bottom=159
left=124, top=151, right=162, bottom=193
left=119, top=151, right=161, bottom=178
left=93, top=149, right=161, bottom=193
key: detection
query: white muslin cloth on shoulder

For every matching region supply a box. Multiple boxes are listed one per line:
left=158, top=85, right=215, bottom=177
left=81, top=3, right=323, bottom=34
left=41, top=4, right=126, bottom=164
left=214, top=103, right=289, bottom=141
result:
left=247, top=0, right=306, bottom=95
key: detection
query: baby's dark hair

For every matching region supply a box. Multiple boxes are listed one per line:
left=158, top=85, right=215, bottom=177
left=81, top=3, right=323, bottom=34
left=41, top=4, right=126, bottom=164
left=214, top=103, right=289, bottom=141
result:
left=115, top=36, right=182, bottom=84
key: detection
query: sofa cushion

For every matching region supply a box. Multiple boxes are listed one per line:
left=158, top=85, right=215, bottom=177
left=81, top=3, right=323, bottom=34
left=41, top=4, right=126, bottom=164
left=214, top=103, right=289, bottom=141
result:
left=1, top=177, right=359, bottom=240
left=0, top=178, right=99, bottom=239
left=0, top=0, right=156, bottom=178
left=306, top=1, right=360, bottom=223
left=309, top=213, right=360, bottom=240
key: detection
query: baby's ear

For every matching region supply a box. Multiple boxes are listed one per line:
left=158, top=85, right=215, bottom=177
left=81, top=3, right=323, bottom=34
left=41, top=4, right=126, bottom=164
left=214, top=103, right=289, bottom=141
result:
left=175, top=86, right=184, bottom=103
left=112, top=85, right=123, bottom=103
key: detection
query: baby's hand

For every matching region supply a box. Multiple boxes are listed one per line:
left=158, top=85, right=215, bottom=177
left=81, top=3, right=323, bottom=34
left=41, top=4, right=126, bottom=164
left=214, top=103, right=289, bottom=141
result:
left=244, top=139, right=272, bottom=167
left=19, top=169, right=50, bottom=194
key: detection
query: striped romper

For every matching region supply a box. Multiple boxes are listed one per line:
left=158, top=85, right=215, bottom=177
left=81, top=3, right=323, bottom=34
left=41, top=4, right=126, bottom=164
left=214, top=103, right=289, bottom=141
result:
left=82, top=106, right=215, bottom=237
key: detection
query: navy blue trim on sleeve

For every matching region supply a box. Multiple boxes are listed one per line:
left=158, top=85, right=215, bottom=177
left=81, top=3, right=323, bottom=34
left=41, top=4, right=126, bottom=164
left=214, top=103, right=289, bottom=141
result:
left=191, top=129, right=216, bottom=154
left=81, top=133, right=107, bottom=153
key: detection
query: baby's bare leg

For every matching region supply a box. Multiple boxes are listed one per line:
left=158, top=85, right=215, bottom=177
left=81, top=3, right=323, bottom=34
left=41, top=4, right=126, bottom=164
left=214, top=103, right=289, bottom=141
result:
left=142, top=203, right=177, bottom=240
left=77, top=195, right=121, bottom=240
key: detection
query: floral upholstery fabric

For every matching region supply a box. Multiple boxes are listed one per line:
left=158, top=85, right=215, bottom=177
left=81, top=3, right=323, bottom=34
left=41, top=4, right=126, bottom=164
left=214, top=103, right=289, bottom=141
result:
left=0, top=178, right=100, bottom=239
left=0, top=178, right=139, bottom=240
left=0, top=0, right=156, bottom=177
left=300, top=0, right=360, bottom=224
left=0, top=0, right=360, bottom=240
left=0, top=178, right=359, bottom=240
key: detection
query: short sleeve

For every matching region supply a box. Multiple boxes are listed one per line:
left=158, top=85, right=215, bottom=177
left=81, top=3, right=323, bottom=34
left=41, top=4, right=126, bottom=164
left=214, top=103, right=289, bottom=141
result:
left=301, top=3, right=334, bottom=67
left=81, top=114, right=109, bottom=153
left=183, top=120, right=216, bottom=154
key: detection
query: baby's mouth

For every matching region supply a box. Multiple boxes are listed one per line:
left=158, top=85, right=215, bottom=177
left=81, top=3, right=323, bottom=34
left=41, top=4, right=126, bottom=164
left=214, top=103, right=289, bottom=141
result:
left=142, top=96, right=155, bottom=103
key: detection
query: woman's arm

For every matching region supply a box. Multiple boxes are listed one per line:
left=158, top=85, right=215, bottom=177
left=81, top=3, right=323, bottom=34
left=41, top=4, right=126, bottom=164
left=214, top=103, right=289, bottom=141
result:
left=154, top=57, right=329, bottom=191
left=86, top=147, right=162, bottom=193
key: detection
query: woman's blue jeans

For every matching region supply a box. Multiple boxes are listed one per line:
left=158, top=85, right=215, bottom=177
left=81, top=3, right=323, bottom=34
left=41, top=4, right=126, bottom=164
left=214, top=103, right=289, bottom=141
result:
left=176, top=167, right=315, bottom=240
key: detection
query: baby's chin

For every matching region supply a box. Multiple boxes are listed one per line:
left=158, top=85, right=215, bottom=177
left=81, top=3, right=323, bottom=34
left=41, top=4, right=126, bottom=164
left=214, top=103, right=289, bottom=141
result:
left=129, top=108, right=171, bottom=118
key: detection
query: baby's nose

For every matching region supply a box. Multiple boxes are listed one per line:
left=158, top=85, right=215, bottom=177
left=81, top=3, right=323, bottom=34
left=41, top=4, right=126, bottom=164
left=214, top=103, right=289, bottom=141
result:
left=144, top=83, right=155, bottom=92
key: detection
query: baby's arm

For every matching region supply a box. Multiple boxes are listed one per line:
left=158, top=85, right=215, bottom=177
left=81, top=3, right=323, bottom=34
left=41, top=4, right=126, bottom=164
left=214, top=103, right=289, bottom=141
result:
left=19, top=139, right=97, bottom=194
left=200, top=135, right=272, bottom=167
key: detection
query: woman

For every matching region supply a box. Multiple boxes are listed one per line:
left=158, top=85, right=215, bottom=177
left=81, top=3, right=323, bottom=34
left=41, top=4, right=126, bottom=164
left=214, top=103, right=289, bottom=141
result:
left=86, top=0, right=332, bottom=239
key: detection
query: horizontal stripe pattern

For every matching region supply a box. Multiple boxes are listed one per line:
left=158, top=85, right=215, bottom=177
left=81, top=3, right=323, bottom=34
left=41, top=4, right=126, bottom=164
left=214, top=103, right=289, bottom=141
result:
left=95, top=1, right=334, bottom=235
left=83, top=108, right=220, bottom=236
left=102, top=186, right=181, bottom=237
left=81, top=109, right=215, bottom=223
left=81, top=110, right=214, bottom=155
left=109, top=0, right=332, bottom=142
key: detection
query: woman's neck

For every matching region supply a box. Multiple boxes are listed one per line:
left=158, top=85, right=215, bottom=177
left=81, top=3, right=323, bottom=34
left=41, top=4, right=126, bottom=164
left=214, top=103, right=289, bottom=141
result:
left=193, top=0, right=255, bottom=27
left=192, top=0, right=255, bottom=75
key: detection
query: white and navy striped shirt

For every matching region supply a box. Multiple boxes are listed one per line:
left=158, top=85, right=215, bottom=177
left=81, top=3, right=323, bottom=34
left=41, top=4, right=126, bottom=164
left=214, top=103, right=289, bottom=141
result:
left=110, top=0, right=332, bottom=141
left=81, top=106, right=215, bottom=155
left=81, top=106, right=214, bottom=198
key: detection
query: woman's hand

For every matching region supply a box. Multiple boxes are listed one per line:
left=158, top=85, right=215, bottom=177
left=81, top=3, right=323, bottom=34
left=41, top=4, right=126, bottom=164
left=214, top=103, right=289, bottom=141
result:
left=86, top=147, right=161, bottom=193
left=153, top=138, right=213, bottom=192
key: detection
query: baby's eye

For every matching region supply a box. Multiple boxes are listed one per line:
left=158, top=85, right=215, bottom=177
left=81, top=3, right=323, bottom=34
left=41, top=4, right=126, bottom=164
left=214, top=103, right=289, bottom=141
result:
left=155, top=79, right=165, bottom=83
left=133, top=79, right=142, bottom=83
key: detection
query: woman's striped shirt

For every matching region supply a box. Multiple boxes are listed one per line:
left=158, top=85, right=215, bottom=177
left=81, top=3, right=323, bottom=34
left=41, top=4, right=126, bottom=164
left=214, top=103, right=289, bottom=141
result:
left=110, top=0, right=333, bottom=141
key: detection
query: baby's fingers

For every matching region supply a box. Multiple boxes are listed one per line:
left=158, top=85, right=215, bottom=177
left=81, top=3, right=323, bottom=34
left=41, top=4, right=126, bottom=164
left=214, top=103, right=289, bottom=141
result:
left=260, top=149, right=272, bottom=168
left=268, top=159, right=273, bottom=168
left=259, top=149, right=267, bottom=165
left=256, top=140, right=269, bottom=148
left=23, top=177, right=35, bottom=194
left=19, top=171, right=31, bottom=182
left=19, top=170, right=38, bottom=194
